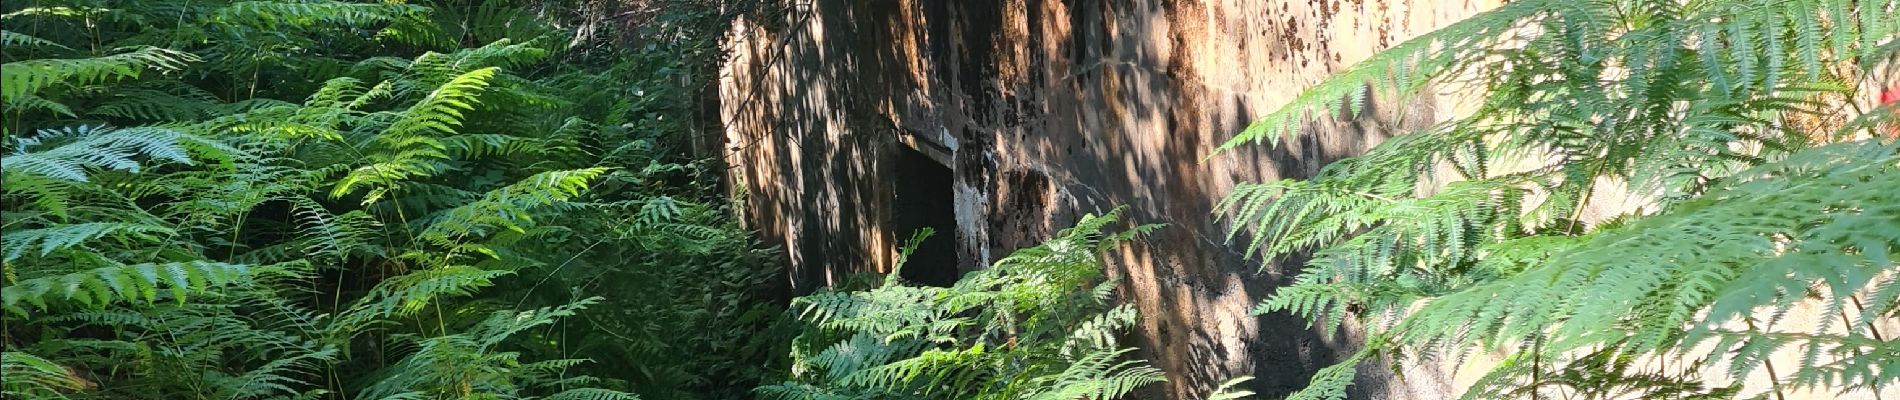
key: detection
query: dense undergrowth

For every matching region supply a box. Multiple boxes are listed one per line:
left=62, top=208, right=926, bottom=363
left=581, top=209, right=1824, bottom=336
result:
left=10, top=0, right=1900, bottom=400
left=1, top=1, right=788, bottom=399
left=760, top=211, right=1165, bottom=400
left=0, top=2, right=1172, bottom=400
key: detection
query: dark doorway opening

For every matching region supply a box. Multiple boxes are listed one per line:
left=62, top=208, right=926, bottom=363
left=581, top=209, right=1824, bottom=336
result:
left=892, top=145, right=960, bottom=287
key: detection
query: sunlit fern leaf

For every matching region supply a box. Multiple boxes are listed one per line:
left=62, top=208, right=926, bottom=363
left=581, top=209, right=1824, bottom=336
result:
left=358, top=298, right=604, bottom=398
left=1217, top=0, right=1900, bottom=397
left=1, top=261, right=281, bottom=316
left=400, top=40, right=547, bottom=87
left=418, top=167, right=610, bottom=244
left=636, top=196, right=683, bottom=225
left=471, top=297, right=601, bottom=348
left=0, top=47, right=195, bottom=103
left=1387, top=141, right=1900, bottom=395
left=1025, top=348, right=1165, bottom=400
left=1063, top=304, right=1137, bottom=355
left=333, top=265, right=513, bottom=328
left=1214, top=0, right=1566, bottom=151
left=290, top=197, right=383, bottom=264
left=1206, top=376, right=1256, bottom=400
left=1, top=351, right=88, bottom=399
left=0, top=30, right=70, bottom=51
left=1255, top=273, right=1356, bottom=336
left=2, top=125, right=236, bottom=182
left=837, top=346, right=986, bottom=391
left=769, top=209, right=1162, bottom=399
left=331, top=68, right=499, bottom=200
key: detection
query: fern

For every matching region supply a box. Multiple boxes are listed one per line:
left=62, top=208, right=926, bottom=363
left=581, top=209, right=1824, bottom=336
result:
left=3, top=2, right=762, bottom=399
left=2, top=261, right=282, bottom=316
left=1, top=47, right=195, bottom=103
left=1212, top=0, right=1900, bottom=398
left=763, top=209, right=1164, bottom=399
left=1206, top=376, right=1257, bottom=400
left=212, top=1, right=423, bottom=30
left=1215, top=0, right=1559, bottom=151
left=334, top=265, right=513, bottom=329
left=1, top=222, right=175, bottom=262
left=331, top=67, right=500, bottom=202
left=1, top=351, right=89, bottom=399
left=1283, top=346, right=1374, bottom=400
left=0, top=30, right=70, bottom=50
left=542, top=388, right=642, bottom=400
left=358, top=298, right=638, bottom=399
left=2, top=125, right=231, bottom=182
left=86, top=87, right=219, bottom=121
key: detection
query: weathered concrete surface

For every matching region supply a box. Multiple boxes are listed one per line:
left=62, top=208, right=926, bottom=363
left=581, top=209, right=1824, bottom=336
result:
left=717, top=1, right=1900, bottom=398
left=719, top=1, right=1495, bottom=397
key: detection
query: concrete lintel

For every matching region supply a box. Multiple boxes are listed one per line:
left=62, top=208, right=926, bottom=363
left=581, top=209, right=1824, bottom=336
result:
left=897, top=128, right=955, bottom=167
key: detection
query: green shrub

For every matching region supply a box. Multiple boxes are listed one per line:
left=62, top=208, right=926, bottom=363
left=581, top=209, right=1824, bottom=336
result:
left=1, top=1, right=780, bottom=399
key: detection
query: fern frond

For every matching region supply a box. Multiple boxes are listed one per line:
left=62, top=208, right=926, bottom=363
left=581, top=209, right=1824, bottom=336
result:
left=418, top=168, right=609, bottom=244
left=1283, top=345, right=1375, bottom=400
left=1, top=351, right=88, bottom=398
left=4, top=93, right=76, bottom=117
left=331, top=68, right=501, bottom=200
left=1215, top=0, right=1565, bottom=151
left=2, top=125, right=233, bottom=182
left=212, top=1, right=422, bottom=30
left=1207, top=376, right=1257, bottom=400
left=441, top=134, right=543, bottom=159
left=86, top=88, right=217, bottom=121
left=542, top=388, right=641, bottom=400
left=1, top=222, right=175, bottom=263
left=334, top=265, right=512, bottom=327
left=1, top=47, right=195, bottom=102
left=2, top=261, right=278, bottom=315
left=384, top=67, right=498, bottom=138
left=773, top=209, right=1160, bottom=398
left=0, top=30, right=70, bottom=51
left=1026, top=348, right=1166, bottom=400
left=1393, top=141, right=1900, bottom=393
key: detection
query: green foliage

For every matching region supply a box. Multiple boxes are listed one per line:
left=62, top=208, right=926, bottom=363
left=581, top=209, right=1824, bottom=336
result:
left=1, top=47, right=194, bottom=104
left=2, top=261, right=282, bottom=313
left=759, top=209, right=1166, bottom=399
left=1213, top=0, right=1900, bottom=398
left=1, top=1, right=778, bottom=399
left=1206, top=376, right=1257, bottom=400
left=2, top=351, right=89, bottom=399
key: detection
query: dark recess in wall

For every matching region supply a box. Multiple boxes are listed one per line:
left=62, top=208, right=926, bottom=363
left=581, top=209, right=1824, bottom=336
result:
left=893, top=145, right=960, bottom=287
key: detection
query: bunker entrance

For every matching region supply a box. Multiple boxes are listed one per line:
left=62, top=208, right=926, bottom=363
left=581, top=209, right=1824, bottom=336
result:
left=892, top=145, right=959, bottom=287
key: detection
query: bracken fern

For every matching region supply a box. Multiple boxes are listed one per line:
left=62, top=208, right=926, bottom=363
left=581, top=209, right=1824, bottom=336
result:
left=1212, top=0, right=1900, bottom=398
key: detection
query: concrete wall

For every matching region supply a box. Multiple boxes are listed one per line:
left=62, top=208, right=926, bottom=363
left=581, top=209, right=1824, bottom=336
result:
left=719, top=2, right=1900, bottom=399
left=719, top=1, right=1497, bottom=397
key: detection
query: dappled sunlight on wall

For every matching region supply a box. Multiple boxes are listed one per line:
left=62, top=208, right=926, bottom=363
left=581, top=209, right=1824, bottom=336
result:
left=721, top=0, right=1494, bottom=398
